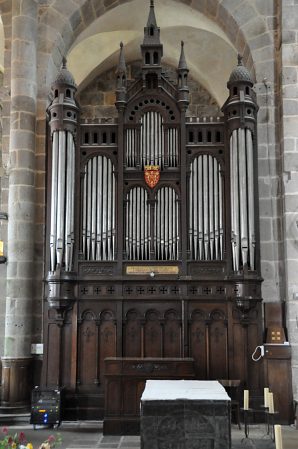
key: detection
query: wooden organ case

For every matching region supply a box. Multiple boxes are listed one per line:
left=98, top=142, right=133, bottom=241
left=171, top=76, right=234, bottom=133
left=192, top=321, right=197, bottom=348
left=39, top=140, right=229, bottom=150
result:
left=43, top=3, right=264, bottom=420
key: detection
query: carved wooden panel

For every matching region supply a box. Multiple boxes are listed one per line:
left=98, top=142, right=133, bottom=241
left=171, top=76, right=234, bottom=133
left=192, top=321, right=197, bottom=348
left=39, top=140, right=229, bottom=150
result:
left=163, top=309, right=181, bottom=357
left=99, top=311, right=117, bottom=385
left=189, top=309, right=207, bottom=378
left=46, top=323, right=61, bottom=386
left=78, top=312, right=98, bottom=386
left=144, top=310, right=162, bottom=357
left=60, top=323, right=72, bottom=387
left=208, top=309, right=228, bottom=379
left=124, top=309, right=142, bottom=357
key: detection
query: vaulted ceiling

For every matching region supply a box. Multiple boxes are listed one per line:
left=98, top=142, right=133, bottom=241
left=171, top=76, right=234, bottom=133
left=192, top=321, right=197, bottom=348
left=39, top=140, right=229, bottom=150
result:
left=67, top=0, right=237, bottom=106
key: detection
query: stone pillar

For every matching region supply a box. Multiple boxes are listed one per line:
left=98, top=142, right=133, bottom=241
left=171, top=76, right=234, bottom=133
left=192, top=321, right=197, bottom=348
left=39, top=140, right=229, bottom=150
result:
left=1, top=0, right=37, bottom=408
left=280, top=0, right=298, bottom=403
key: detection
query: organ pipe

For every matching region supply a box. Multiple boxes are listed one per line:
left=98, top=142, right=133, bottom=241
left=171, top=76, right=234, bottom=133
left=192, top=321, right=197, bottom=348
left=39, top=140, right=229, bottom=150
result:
left=82, top=156, right=116, bottom=261
left=125, top=113, right=178, bottom=168
left=230, top=128, right=255, bottom=271
left=155, top=187, right=179, bottom=260
left=188, top=155, right=223, bottom=260
left=50, top=130, right=75, bottom=272
left=125, top=187, right=150, bottom=260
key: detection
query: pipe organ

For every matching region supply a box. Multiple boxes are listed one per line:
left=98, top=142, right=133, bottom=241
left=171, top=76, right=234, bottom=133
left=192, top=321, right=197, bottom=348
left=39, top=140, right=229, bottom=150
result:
left=44, top=3, right=264, bottom=423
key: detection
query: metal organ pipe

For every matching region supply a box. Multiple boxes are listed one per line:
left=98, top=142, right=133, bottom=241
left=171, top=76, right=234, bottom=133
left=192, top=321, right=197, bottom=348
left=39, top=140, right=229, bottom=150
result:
left=125, top=187, right=150, bottom=260
left=189, top=155, right=223, bottom=260
left=82, top=156, right=115, bottom=261
left=230, top=128, right=255, bottom=271
left=65, top=132, right=75, bottom=272
left=50, top=130, right=76, bottom=272
left=56, top=130, right=66, bottom=267
left=246, top=129, right=255, bottom=270
left=155, top=187, right=179, bottom=260
left=50, top=131, right=59, bottom=272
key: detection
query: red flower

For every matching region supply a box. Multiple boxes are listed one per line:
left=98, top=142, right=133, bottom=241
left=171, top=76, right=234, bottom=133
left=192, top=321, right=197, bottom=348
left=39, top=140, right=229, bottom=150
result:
left=8, top=436, right=13, bottom=444
left=48, top=435, right=55, bottom=443
left=2, top=426, right=8, bottom=435
left=19, top=431, right=26, bottom=442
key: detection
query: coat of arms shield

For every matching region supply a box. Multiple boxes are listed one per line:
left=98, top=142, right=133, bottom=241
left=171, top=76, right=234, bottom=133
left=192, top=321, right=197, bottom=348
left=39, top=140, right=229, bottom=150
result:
left=144, top=165, right=160, bottom=188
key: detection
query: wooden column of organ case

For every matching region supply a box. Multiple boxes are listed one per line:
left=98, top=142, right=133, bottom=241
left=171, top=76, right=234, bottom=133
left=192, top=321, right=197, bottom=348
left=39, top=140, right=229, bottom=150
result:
left=43, top=3, right=275, bottom=422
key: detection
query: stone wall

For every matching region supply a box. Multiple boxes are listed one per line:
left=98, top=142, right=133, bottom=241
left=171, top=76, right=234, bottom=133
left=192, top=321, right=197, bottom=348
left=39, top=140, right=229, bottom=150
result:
left=77, top=61, right=221, bottom=120
left=280, top=0, right=298, bottom=400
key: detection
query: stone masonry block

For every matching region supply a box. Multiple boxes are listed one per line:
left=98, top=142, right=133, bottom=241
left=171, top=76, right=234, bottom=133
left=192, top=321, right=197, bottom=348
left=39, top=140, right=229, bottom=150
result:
left=16, top=149, right=35, bottom=170
left=220, top=0, right=240, bottom=12
left=259, top=198, right=274, bottom=217
left=248, top=32, right=272, bottom=51
left=282, top=84, right=298, bottom=99
left=262, top=278, right=280, bottom=302
left=287, top=260, right=298, bottom=285
left=260, top=217, right=273, bottom=241
left=52, top=0, right=78, bottom=18
left=11, top=95, right=36, bottom=114
left=283, top=117, right=298, bottom=138
left=35, top=188, right=45, bottom=205
left=41, top=8, right=66, bottom=36
left=17, top=185, right=35, bottom=203
left=8, top=201, right=35, bottom=224
left=10, top=130, right=35, bottom=151
left=242, top=16, right=267, bottom=39
left=233, top=2, right=259, bottom=27
left=205, top=0, right=219, bottom=18
left=282, top=44, right=298, bottom=66
left=260, top=241, right=275, bottom=261
left=6, top=279, right=34, bottom=299
left=282, top=30, right=296, bottom=45
left=284, top=153, right=298, bottom=172
left=12, top=61, right=36, bottom=82
left=9, top=168, right=35, bottom=187
left=12, top=15, right=37, bottom=42
left=282, top=6, right=298, bottom=30
left=11, top=77, right=36, bottom=99
left=12, top=40, right=35, bottom=64
left=35, top=172, right=46, bottom=190
left=19, top=112, right=36, bottom=132
left=285, top=193, right=298, bottom=212
left=81, top=0, right=96, bottom=26
left=255, top=0, right=274, bottom=16
left=35, top=154, right=45, bottom=172
left=255, top=60, right=275, bottom=83
left=252, top=45, right=275, bottom=63
left=282, top=66, right=298, bottom=85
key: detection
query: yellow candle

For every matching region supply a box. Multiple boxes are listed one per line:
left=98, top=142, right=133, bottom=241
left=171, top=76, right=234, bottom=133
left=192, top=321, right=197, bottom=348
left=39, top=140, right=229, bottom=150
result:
left=269, top=392, right=274, bottom=413
left=243, top=389, right=249, bottom=410
left=264, top=387, right=269, bottom=408
left=274, top=424, right=283, bottom=449
left=0, top=241, right=3, bottom=257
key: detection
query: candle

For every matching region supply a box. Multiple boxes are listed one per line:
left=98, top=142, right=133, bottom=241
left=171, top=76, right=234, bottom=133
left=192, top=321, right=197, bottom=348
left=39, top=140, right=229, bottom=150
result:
left=243, top=389, right=249, bottom=410
left=274, top=424, right=283, bottom=449
left=264, top=387, right=269, bottom=408
left=268, top=392, right=274, bottom=413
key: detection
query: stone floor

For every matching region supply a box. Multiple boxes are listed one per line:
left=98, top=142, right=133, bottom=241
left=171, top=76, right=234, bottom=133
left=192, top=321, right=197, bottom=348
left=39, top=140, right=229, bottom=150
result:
left=0, top=421, right=297, bottom=449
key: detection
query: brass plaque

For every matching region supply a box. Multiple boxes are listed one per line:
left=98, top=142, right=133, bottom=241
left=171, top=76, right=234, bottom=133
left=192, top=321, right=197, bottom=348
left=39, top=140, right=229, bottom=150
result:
left=126, top=265, right=179, bottom=275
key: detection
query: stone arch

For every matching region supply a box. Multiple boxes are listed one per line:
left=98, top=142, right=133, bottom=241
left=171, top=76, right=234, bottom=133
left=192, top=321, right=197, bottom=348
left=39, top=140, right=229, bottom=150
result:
left=38, top=0, right=273, bottom=95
